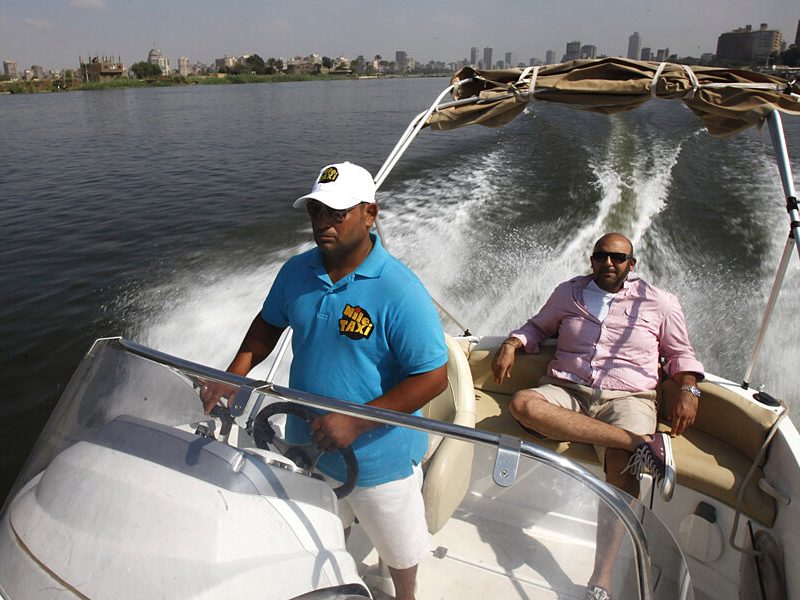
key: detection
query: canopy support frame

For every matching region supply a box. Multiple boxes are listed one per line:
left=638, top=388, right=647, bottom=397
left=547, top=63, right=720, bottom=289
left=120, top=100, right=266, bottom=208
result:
left=742, top=233, right=794, bottom=389
left=372, top=82, right=477, bottom=336
left=766, top=110, right=800, bottom=260
left=743, top=111, right=800, bottom=388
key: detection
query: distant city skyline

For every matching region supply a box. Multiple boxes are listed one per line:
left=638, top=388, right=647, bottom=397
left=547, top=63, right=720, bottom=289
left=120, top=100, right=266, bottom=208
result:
left=0, top=1, right=797, bottom=72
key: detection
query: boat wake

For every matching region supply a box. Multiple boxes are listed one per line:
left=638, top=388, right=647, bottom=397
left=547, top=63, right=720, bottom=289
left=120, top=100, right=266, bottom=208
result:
left=129, top=108, right=799, bottom=403
left=127, top=245, right=308, bottom=382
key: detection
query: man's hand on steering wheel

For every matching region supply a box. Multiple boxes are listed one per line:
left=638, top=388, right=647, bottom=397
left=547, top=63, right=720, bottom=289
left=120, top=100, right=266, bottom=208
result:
left=310, top=413, right=373, bottom=452
left=252, top=402, right=360, bottom=498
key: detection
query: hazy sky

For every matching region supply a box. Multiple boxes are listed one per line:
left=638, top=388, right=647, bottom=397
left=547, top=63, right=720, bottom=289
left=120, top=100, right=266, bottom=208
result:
left=1, top=1, right=798, bottom=71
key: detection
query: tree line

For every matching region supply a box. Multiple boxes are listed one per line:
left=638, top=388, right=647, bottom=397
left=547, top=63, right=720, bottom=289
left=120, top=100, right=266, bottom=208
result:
left=218, top=55, right=286, bottom=75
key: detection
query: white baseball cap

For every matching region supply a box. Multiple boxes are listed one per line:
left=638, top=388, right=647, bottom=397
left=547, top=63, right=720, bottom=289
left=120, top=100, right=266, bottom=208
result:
left=293, top=162, right=376, bottom=210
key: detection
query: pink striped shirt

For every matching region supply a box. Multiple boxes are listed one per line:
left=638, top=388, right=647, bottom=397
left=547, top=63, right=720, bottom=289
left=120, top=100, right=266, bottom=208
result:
left=510, top=274, right=704, bottom=392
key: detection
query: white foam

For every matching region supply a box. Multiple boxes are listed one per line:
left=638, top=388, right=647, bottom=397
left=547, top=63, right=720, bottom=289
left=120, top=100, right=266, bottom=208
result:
left=129, top=243, right=309, bottom=381
left=733, top=147, right=800, bottom=399
left=130, top=120, right=799, bottom=403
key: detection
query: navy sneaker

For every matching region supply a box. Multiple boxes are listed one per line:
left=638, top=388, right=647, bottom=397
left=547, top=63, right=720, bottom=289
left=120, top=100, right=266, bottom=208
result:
left=626, top=432, right=676, bottom=502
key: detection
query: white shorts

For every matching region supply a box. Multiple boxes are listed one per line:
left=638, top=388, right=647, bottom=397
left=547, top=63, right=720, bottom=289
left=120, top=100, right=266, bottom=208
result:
left=325, top=464, right=430, bottom=570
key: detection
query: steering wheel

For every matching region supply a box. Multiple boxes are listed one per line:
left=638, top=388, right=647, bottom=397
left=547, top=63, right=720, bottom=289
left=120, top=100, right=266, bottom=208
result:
left=252, top=401, right=359, bottom=499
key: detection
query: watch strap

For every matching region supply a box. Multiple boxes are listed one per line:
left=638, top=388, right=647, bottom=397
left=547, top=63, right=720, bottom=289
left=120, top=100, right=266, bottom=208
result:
left=680, top=385, right=701, bottom=398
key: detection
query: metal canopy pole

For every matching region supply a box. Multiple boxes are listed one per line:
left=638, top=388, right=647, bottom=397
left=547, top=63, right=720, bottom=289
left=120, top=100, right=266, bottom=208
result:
left=767, top=111, right=800, bottom=259
left=742, top=234, right=794, bottom=388
left=743, top=111, right=800, bottom=388
left=372, top=82, right=476, bottom=335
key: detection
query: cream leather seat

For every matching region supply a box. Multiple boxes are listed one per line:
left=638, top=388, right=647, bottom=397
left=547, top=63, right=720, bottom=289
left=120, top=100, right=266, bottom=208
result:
left=421, top=335, right=477, bottom=534
left=467, top=336, right=781, bottom=526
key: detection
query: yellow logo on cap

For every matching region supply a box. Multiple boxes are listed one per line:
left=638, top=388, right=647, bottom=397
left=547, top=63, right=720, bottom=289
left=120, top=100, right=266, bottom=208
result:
left=319, top=167, right=339, bottom=184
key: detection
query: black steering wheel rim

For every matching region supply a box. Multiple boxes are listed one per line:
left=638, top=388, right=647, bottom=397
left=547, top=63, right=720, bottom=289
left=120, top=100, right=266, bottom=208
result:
left=252, top=401, right=359, bottom=499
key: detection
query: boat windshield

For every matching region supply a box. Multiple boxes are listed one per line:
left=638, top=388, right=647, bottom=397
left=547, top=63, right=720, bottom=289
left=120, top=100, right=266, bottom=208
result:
left=4, top=338, right=692, bottom=600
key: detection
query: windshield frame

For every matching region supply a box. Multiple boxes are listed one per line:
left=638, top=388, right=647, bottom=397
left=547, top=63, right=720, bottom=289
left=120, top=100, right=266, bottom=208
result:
left=118, top=337, right=656, bottom=599
left=4, top=337, right=660, bottom=599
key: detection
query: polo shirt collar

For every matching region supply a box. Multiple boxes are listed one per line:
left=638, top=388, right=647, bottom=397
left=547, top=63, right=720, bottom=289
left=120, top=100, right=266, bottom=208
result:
left=354, top=233, right=388, bottom=279
left=309, top=232, right=387, bottom=284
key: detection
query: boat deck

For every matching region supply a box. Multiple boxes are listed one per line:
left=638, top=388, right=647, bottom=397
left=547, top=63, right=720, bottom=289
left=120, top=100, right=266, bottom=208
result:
left=345, top=441, right=688, bottom=600
left=349, top=511, right=595, bottom=599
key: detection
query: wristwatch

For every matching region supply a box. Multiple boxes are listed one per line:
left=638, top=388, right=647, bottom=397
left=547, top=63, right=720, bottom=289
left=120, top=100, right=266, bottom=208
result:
left=681, top=385, right=701, bottom=398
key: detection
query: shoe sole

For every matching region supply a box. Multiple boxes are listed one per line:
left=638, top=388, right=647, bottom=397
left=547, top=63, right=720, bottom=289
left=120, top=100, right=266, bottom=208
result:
left=660, top=434, right=676, bottom=502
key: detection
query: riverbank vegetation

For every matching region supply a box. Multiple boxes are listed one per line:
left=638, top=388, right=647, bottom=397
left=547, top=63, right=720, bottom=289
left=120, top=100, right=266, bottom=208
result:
left=0, top=71, right=433, bottom=94
left=0, top=51, right=453, bottom=94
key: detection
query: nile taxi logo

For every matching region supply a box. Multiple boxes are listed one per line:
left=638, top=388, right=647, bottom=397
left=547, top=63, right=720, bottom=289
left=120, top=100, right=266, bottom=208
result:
left=339, top=304, right=374, bottom=340
left=319, top=167, right=339, bottom=184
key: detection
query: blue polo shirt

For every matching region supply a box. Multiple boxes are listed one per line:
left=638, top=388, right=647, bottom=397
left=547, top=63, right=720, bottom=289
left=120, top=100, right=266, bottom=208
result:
left=261, top=234, right=448, bottom=486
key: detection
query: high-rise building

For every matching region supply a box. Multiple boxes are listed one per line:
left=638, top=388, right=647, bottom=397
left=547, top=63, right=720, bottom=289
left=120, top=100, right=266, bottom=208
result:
left=655, top=48, right=668, bottom=61
left=796, top=19, right=800, bottom=46
left=716, top=23, right=782, bottom=63
left=545, top=50, right=556, bottom=65
left=483, top=47, right=493, bottom=70
left=470, top=46, right=478, bottom=66
left=565, top=41, right=581, bottom=61
left=3, top=60, right=18, bottom=79
left=581, top=45, right=597, bottom=59
left=395, top=51, right=408, bottom=71
left=640, top=47, right=652, bottom=61
left=215, top=55, right=236, bottom=70
left=214, top=55, right=234, bottom=70
left=504, top=52, right=517, bottom=67
left=148, top=48, right=171, bottom=75
left=178, top=56, right=190, bottom=76
left=627, top=32, right=641, bottom=60
left=752, top=24, right=780, bottom=60
left=31, top=65, right=45, bottom=79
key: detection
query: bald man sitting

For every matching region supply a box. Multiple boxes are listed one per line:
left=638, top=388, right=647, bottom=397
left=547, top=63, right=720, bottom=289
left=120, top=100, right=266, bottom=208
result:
left=491, top=233, right=704, bottom=600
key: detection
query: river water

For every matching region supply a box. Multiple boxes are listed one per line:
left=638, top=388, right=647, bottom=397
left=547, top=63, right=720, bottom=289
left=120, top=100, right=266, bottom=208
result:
left=2, top=77, right=799, bottom=502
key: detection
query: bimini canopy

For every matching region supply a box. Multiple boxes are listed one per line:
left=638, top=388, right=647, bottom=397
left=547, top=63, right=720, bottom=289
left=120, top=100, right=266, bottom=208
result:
left=426, top=58, right=800, bottom=137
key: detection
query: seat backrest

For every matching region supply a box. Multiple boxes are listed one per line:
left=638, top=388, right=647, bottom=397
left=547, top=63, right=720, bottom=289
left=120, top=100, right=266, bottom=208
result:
left=422, top=335, right=476, bottom=461
left=421, top=335, right=477, bottom=533
left=467, top=336, right=784, bottom=525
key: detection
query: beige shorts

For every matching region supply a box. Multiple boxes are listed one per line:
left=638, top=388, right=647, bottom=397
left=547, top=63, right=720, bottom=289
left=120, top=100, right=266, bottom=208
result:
left=533, top=376, right=658, bottom=463
left=325, top=464, right=430, bottom=570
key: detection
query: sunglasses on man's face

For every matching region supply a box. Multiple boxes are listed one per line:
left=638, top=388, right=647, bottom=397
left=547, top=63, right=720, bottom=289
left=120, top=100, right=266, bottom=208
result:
left=591, top=251, right=633, bottom=265
left=306, top=201, right=359, bottom=224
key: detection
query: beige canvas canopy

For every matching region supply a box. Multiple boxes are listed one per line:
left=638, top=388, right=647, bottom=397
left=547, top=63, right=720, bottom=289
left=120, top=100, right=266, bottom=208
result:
left=426, top=58, right=800, bottom=137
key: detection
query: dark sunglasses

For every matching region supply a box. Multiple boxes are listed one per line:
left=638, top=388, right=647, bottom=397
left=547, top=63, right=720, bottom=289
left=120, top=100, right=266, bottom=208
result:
left=306, top=201, right=360, bottom=224
left=591, top=251, right=633, bottom=264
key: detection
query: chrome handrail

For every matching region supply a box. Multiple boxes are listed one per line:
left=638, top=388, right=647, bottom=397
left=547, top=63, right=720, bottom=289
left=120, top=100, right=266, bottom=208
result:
left=118, top=337, right=654, bottom=600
